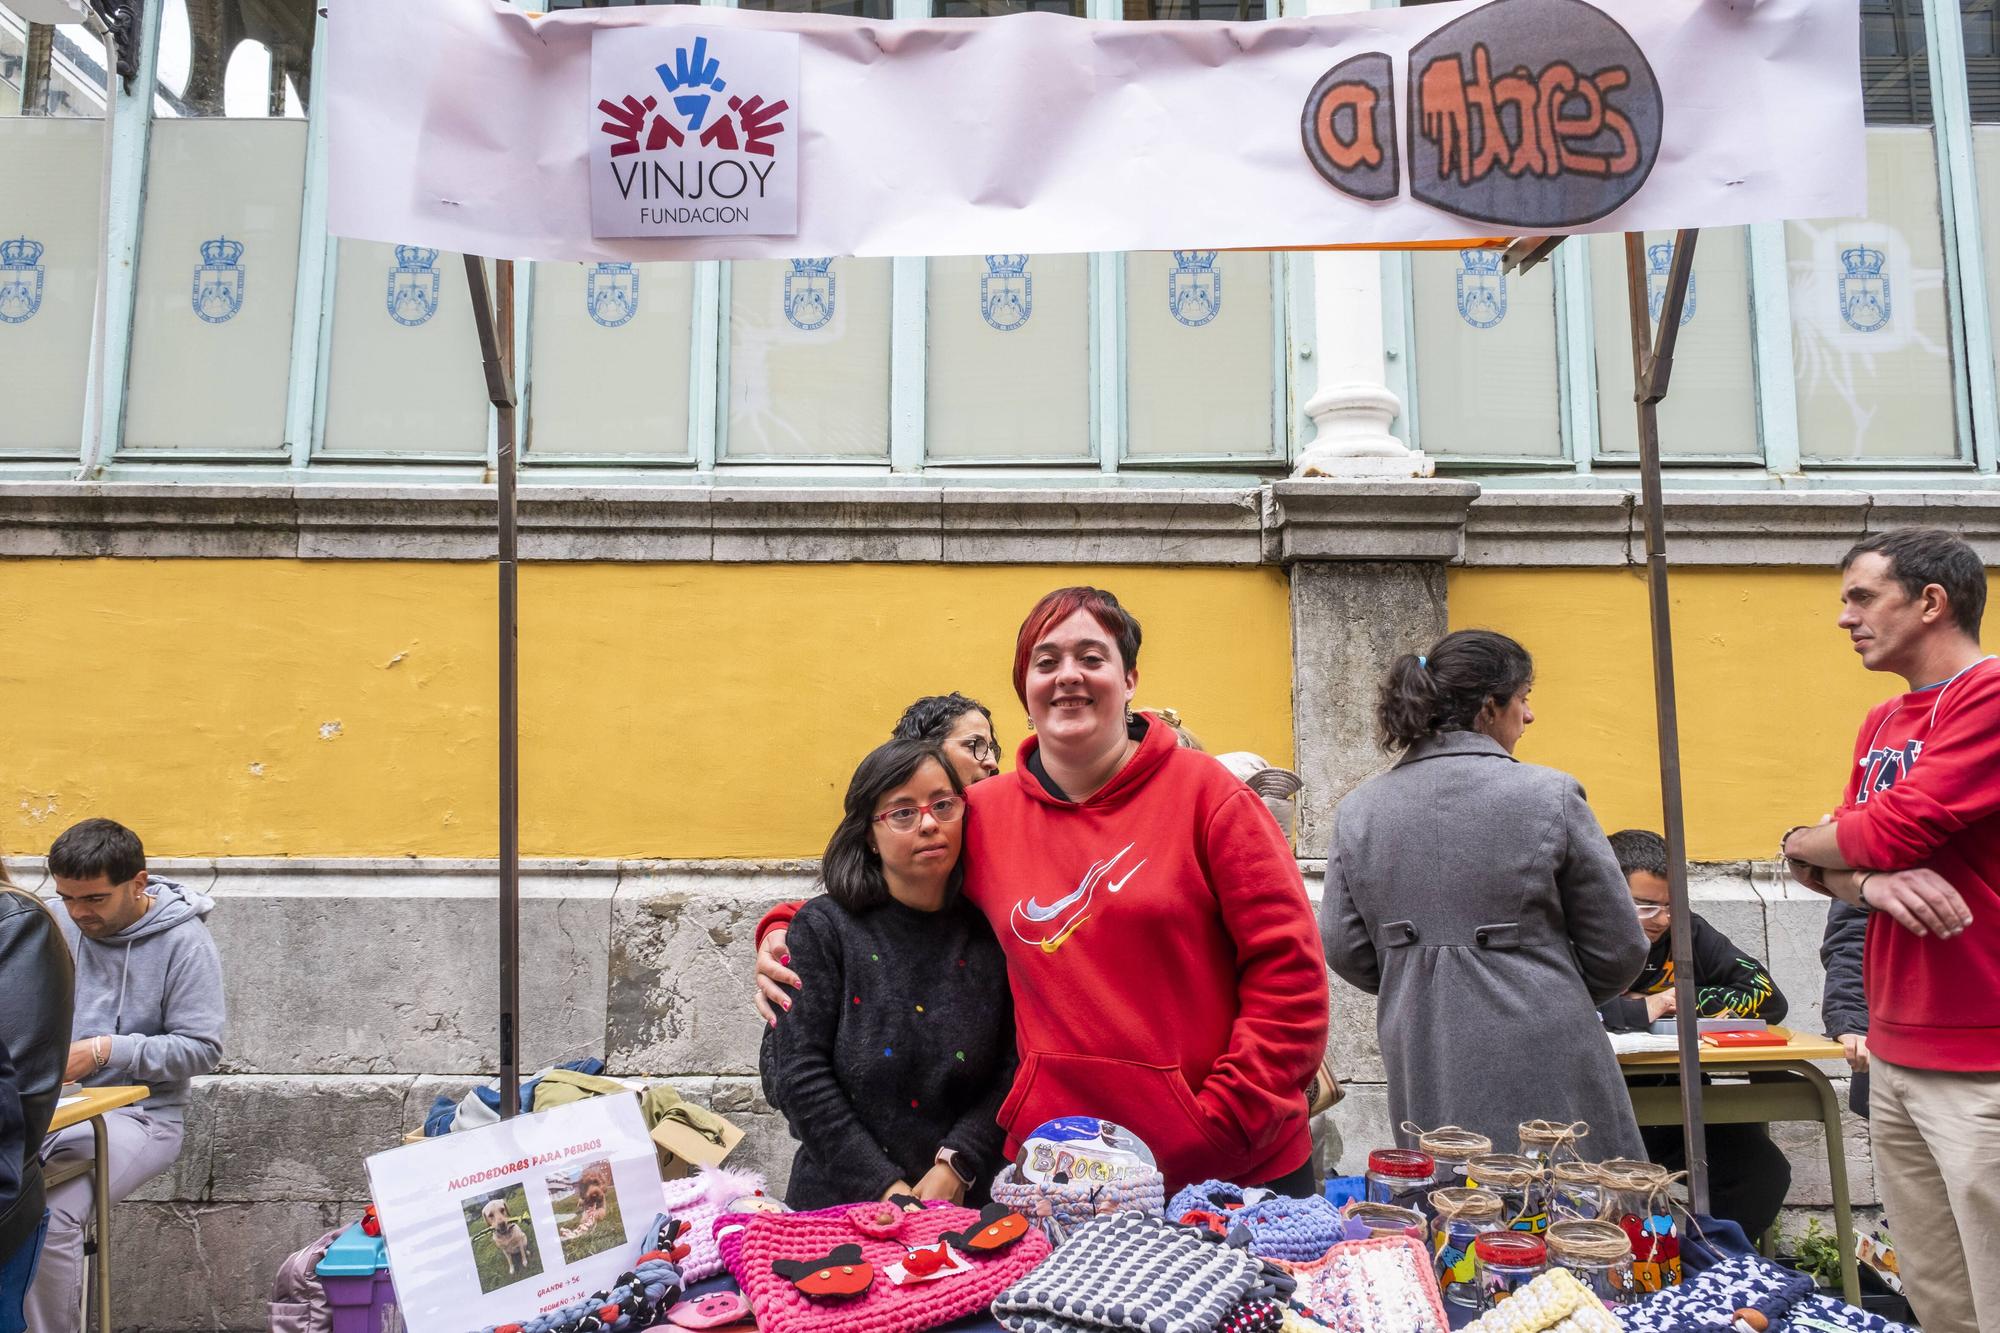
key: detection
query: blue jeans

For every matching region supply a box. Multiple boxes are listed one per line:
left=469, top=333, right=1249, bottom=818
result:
left=0, top=1211, right=49, bottom=1333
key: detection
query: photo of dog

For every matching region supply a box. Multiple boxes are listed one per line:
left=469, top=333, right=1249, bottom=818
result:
left=546, top=1157, right=626, bottom=1264
left=458, top=1182, right=543, bottom=1293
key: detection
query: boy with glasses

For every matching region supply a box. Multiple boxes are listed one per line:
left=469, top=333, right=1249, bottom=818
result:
left=1599, top=829, right=1791, bottom=1240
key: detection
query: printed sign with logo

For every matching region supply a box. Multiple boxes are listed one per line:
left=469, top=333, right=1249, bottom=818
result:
left=589, top=26, right=800, bottom=239
left=366, top=1093, right=664, bottom=1333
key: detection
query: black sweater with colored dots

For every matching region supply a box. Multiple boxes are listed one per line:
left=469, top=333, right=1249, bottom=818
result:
left=760, top=893, right=1015, bottom=1210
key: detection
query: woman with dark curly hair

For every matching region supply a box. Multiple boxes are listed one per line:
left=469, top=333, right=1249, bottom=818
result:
left=1321, top=629, right=1649, bottom=1159
left=892, top=693, right=1002, bottom=786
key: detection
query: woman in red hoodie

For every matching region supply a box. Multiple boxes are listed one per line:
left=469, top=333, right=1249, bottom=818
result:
left=756, top=587, right=1330, bottom=1195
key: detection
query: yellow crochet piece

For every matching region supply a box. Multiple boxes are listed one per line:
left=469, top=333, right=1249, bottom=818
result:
left=1279, top=1310, right=1338, bottom=1333
left=1460, top=1268, right=1620, bottom=1333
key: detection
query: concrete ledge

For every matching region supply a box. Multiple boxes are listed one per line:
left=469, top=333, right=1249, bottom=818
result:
left=7, top=481, right=2000, bottom=567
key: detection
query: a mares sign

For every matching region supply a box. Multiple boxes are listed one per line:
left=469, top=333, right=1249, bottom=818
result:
left=589, top=28, right=799, bottom=239
left=1301, top=0, right=1662, bottom=229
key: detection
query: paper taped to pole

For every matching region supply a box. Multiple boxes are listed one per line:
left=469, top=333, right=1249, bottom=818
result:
left=326, top=0, right=1864, bottom=263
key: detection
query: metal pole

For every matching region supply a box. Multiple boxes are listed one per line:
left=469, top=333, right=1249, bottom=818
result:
left=1622, top=229, right=1709, bottom=1215
left=465, top=254, right=522, bottom=1119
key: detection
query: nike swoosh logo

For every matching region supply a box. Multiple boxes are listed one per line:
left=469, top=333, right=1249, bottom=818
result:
left=1104, top=860, right=1147, bottom=894
left=1020, top=843, right=1134, bottom=921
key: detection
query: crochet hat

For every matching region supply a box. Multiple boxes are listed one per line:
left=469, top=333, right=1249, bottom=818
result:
left=992, top=1212, right=1261, bottom=1333
left=1166, top=1182, right=1344, bottom=1264
left=660, top=1165, right=778, bottom=1283
left=991, top=1118, right=1165, bottom=1245
left=720, top=1199, right=1049, bottom=1333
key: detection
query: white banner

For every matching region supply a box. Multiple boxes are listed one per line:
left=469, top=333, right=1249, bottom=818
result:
left=326, top=0, right=1863, bottom=263
left=367, top=1095, right=663, bottom=1333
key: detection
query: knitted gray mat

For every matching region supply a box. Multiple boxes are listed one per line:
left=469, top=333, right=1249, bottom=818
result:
left=992, top=1213, right=1260, bottom=1333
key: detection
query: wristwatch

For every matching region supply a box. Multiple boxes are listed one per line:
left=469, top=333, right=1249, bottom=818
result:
left=935, top=1147, right=975, bottom=1186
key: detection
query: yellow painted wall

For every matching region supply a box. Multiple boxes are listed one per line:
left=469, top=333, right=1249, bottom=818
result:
left=2, top=561, right=1293, bottom=860
left=1448, top=567, right=2000, bottom=862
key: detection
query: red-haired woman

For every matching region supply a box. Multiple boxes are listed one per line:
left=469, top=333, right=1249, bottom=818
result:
left=756, top=588, right=1329, bottom=1195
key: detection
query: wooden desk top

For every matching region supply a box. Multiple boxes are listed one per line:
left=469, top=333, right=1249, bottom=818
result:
left=48, top=1085, right=150, bottom=1133
left=1616, top=1026, right=1848, bottom=1069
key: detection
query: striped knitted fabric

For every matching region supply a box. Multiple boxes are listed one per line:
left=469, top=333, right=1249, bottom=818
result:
left=1283, top=1237, right=1450, bottom=1333
left=992, top=1212, right=1260, bottom=1333
left=1614, top=1255, right=1913, bottom=1333
left=991, top=1167, right=1166, bottom=1243
left=721, top=1200, right=1051, bottom=1333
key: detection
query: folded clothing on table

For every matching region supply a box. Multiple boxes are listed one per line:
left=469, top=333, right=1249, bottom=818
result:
left=992, top=1212, right=1262, bottom=1333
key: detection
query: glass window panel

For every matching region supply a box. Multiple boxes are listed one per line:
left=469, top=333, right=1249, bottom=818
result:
left=2, top=10, right=109, bottom=117
left=936, top=0, right=1083, bottom=15
left=1410, top=247, right=1562, bottom=458
left=1863, top=0, right=1932, bottom=124
left=724, top=258, right=890, bottom=459
left=154, top=0, right=310, bottom=118
left=739, top=0, right=891, bottom=14
left=1589, top=229, right=1758, bottom=459
left=1123, top=251, right=1275, bottom=459
left=926, top=253, right=1091, bottom=461
left=528, top=261, right=695, bottom=458
left=122, top=120, right=304, bottom=451
left=1968, top=0, right=2000, bottom=118
left=1125, top=0, right=1264, bottom=16
left=321, top=242, right=491, bottom=455
left=1786, top=130, right=1957, bottom=461
left=0, top=117, right=100, bottom=451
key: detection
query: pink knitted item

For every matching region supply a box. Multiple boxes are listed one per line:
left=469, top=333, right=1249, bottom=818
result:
left=1283, top=1236, right=1449, bottom=1333
left=660, top=1165, right=776, bottom=1282
left=719, top=1200, right=1051, bottom=1333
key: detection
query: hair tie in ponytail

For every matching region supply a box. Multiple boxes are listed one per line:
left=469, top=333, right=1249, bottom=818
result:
left=1418, top=656, right=1428, bottom=670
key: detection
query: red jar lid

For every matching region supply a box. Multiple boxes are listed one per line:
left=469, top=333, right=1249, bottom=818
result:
left=1475, top=1231, right=1548, bottom=1266
left=1367, top=1149, right=1437, bottom=1179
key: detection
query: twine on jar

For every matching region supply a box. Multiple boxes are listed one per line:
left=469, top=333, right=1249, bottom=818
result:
left=1401, top=1121, right=1494, bottom=1162
left=1464, top=1152, right=1543, bottom=1190
left=1544, top=1219, right=1635, bottom=1264
left=1517, top=1119, right=1591, bottom=1162
left=1428, top=1187, right=1503, bottom=1227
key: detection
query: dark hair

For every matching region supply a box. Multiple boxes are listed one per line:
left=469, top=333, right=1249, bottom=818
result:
left=892, top=693, right=997, bottom=748
left=49, top=817, right=146, bottom=884
left=1841, top=527, right=1986, bottom=638
left=1608, top=829, right=1670, bottom=881
left=1376, top=629, right=1534, bottom=751
left=820, top=740, right=966, bottom=913
left=1011, top=587, right=1143, bottom=706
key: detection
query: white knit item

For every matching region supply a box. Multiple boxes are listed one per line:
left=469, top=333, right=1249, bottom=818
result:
left=993, top=1213, right=1259, bottom=1333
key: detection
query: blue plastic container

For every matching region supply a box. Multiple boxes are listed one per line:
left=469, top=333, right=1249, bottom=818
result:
left=1323, top=1174, right=1366, bottom=1210
left=317, top=1222, right=400, bottom=1333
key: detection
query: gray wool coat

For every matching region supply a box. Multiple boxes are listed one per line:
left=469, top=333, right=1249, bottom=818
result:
left=1321, top=732, right=1651, bottom=1162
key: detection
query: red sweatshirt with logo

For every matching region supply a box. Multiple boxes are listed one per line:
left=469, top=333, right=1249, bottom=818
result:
left=961, top=719, right=1328, bottom=1191
left=1834, top=657, right=2000, bottom=1072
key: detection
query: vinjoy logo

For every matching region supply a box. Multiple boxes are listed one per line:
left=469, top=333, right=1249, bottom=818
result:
left=591, top=30, right=798, bottom=238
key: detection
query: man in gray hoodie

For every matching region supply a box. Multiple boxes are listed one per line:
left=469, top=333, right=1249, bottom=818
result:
left=27, top=819, right=224, bottom=1333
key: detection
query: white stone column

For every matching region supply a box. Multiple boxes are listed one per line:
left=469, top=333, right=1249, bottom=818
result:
left=1292, top=0, right=1431, bottom=480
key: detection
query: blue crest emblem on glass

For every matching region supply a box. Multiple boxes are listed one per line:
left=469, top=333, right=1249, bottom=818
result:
left=1645, top=242, right=1695, bottom=327
left=981, top=255, right=1032, bottom=332
left=783, top=257, right=835, bottom=332
left=0, top=235, right=45, bottom=325
left=192, top=235, right=246, bottom=324
left=387, top=245, right=442, bottom=327
left=1169, top=250, right=1221, bottom=328
left=1455, top=248, right=1506, bottom=329
left=587, top=262, right=639, bottom=328
left=1838, top=245, right=1890, bottom=333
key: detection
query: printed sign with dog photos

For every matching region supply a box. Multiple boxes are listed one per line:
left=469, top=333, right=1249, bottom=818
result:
left=366, top=1093, right=663, bottom=1333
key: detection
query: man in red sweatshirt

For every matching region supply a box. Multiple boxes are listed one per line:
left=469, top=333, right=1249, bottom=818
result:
left=1781, top=527, right=1998, bottom=1333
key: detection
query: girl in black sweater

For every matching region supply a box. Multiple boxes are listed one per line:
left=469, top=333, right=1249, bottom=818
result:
left=760, top=739, right=1014, bottom=1210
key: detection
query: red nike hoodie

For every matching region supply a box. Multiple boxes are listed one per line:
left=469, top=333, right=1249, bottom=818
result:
left=962, top=717, right=1329, bottom=1191
left=1834, top=657, right=2000, bottom=1072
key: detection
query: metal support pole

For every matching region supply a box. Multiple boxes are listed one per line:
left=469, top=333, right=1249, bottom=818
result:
left=465, top=254, right=522, bottom=1119
left=1622, top=228, right=1709, bottom=1215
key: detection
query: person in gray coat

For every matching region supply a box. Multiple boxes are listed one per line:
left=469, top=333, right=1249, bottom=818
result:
left=1321, top=629, right=1650, bottom=1161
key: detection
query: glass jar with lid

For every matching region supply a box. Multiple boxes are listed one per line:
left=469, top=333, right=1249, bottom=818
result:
left=1548, top=1160, right=1606, bottom=1222
left=1366, top=1148, right=1440, bottom=1220
left=1406, top=1123, right=1492, bottom=1185
left=1339, top=1200, right=1428, bottom=1243
left=1429, top=1187, right=1503, bottom=1309
left=1473, top=1230, right=1548, bottom=1310
left=1463, top=1152, right=1548, bottom=1233
left=1545, top=1219, right=1638, bottom=1306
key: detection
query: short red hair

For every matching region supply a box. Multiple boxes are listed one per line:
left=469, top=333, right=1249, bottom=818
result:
left=1011, top=587, right=1143, bottom=705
